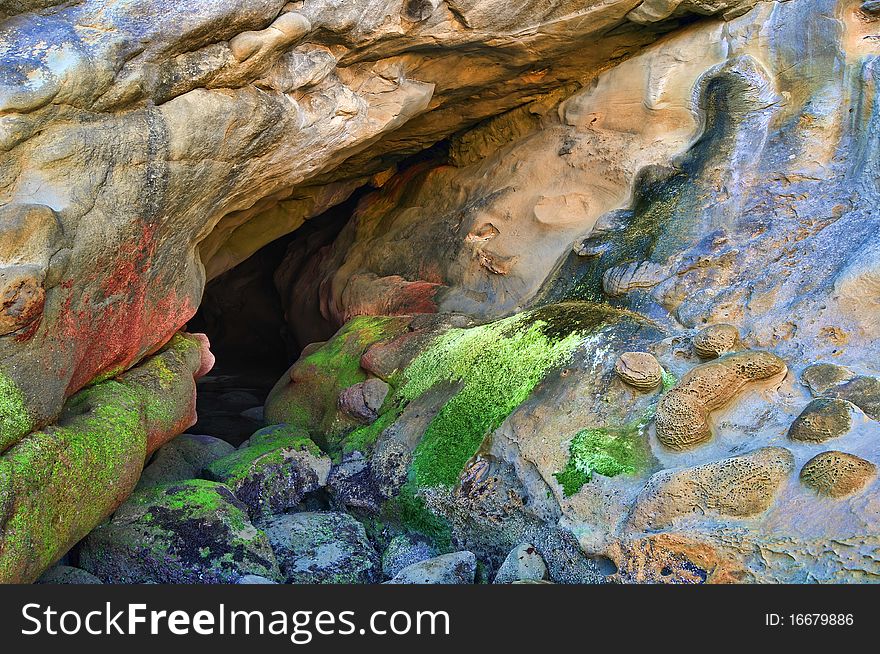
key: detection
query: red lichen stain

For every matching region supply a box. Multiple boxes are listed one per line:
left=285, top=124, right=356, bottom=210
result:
left=58, top=223, right=197, bottom=396
left=338, top=274, right=443, bottom=326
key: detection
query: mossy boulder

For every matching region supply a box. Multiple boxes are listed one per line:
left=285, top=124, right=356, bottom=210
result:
left=262, top=512, right=379, bottom=584
left=0, top=332, right=208, bottom=583
left=205, top=433, right=329, bottom=519
left=137, top=434, right=235, bottom=490
left=77, top=480, right=281, bottom=584
left=264, top=316, right=410, bottom=449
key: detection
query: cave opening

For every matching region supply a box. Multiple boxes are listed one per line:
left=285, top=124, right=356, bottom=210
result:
left=186, top=190, right=362, bottom=446
left=185, top=141, right=452, bottom=446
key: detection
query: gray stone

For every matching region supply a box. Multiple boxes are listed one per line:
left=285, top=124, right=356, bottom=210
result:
left=262, top=512, right=379, bottom=584
left=381, top=533, right=436, bottom=579
left=236, top=574, right=278, bottom=584
left=36, top=565, right=103, bottom=585
left=327, top=451, right=382, bottom=513
left=385, top=552, right=476, bottom=585
left=137, top=434, right=235, bottom=490
left=493, top=543, right=548, bottom=584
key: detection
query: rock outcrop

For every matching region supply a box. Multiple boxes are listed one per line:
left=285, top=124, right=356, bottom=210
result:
left=3, top=0, right=880, bottom=584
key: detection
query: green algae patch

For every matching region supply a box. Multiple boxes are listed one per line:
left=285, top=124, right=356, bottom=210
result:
left=0, top=381, right=147, bottom=583
left=400, top=304, right=614, bottom=490
left=0, top=332, right=205, bottom=583
left=78, top=479, right=281, bottom=583
left=554, top=424, right=652, bottom=497
left=247, top=423, right=321, bottom=452
left=0, top=370, right=34, bottom=453
left=264, top=316, right=409, bottom=446
left=378, top=303, right=623, bottom=545
left=385, top=486, right=452, bottom=551
left=554, top=367, right=672, bottom=497
left=342, top=400, right=402, bottom=455
left=206, top=433, right=322, bottom=487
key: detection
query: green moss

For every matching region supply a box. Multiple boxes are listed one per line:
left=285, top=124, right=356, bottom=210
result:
left=373, top=303, right=623, bottom=546
left=0, top=380, right=147, bottom=582
left=0, top=333, right=205, bottom=583
left=386, top=486, right=452, bottom=552
left=248, top=423, right=315, bottom=449
left=553, top=425, right=650, bottom=497
left=0, top=371, right=34, bottom=452
left=399, top=305, right=607, bottom=490
left=138, top=479, right=229, bottom=514
left=206, top=433, right=322, bottom=487
left=267, top=316, right=406, bottom=441
left=343, top=400, right=402, bottom=454
left=554, top=366, right=673, bottom=497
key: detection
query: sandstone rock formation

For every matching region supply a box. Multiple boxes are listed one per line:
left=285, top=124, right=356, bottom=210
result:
left=3, top=0, right=880, bottom=584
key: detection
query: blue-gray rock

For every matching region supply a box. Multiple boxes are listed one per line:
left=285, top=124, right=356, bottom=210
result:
left=385, top=552, right=476, bottom=585
left=36, top=565, right=103, bottom=585
left=493, top=543, right=548, bottom=584
left=381, top=533, right=436, bottom=579
left=261, top=512, right=379, bottom=584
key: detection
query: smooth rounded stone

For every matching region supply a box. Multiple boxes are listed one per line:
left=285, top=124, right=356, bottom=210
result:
left=823, top=375, right=880, bottom=421
left=78, top=480, right=281, bottom=584
left=136, top=434, right=235, bottom=490
left=236, top=574, right=278, bottom=584
left=614, top=352, right=663, bottom=390
left=205, top=434, right=330, bottom=519
left=217, top=390, right=262, bottom=411
left=788, top=398, right=856, bottom=443
left=801, top=363, right=855, bottom=396
left=337, top=378, right=390, bottom=423
left=493, top=543, right=548, bottom=584
left=36, top=565, right=103, bottom=585
left=800, top=451, right=877, bottom=498
left=384, top=552, right=477, bottom=585
left=381, top=533, right=437, bottom=579
left=241, top=406, right=265, bottom=423
left=262, top=512, right=380, bottom=584
left=692, top=324, right=739, bottom=359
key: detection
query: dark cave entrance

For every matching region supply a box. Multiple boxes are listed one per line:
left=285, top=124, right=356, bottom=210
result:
left=185, top=142, right=451, bottom=446
left=186, top=191, right=363, bottom=446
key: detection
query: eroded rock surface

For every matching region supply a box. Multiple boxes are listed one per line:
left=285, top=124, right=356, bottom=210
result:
left=4, top=0, right=880, bottom=584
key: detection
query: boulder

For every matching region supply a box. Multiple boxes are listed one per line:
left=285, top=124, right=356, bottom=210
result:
left=385, top=552, right=477, bottom=585
left=205, top=433, right=329, bottom=518
left=78, top=480, right=281, bottom=584
left=381, top=533, right=437, bottom=579
left=261, top=512, right=379, bottom=584
left=36, top=565, right=103, bottom=585
left=493, top=543, right=548, bottom=584
left=338, top=378, right=390, bottom=423
left=137, top=433, right=235, bottom=490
